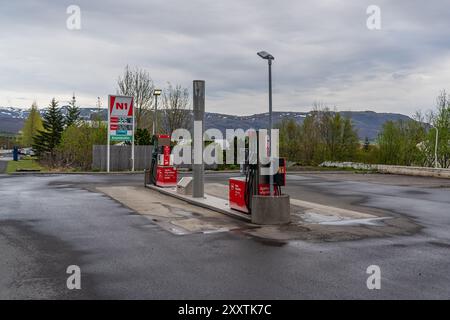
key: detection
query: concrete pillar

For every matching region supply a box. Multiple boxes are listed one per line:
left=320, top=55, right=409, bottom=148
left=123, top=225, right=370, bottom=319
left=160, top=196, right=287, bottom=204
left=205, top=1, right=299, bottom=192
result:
left=193, top=80, right=205, bottom=198
left=251, top=195, right=290, bottom=225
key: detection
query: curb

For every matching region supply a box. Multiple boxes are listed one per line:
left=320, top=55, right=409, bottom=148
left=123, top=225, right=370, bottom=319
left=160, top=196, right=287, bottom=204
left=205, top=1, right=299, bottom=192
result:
left=145, top=184, right=251, bottom=222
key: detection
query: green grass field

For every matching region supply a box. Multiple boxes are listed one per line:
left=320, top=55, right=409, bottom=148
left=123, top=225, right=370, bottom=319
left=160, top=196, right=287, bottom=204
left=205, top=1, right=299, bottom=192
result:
left=6, top=159, right=44, bottom=173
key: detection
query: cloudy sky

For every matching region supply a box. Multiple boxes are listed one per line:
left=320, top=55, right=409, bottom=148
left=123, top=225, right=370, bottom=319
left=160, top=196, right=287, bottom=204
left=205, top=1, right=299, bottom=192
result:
left=1, top=0, right=450, bottom=116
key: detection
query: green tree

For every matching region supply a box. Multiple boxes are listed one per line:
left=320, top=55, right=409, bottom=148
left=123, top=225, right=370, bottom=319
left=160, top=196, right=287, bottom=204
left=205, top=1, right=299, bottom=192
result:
left=20, top=101, right=43, bottom=147
left=33, top=98, right=65, bottom=162
left=65, top=93, right=81, bottom=127
left=377, top=121, right=402, bottom=164
left=58, top=123, right=107, bottom=170
left=276, top=106, right=359, bottom=165
left=377, top=119, right=426, bottom=166
left=299, top=114, right=320, bottom=165
left=427, top=90, right=450, bottom=167
left=276, top=119, right=302, bottom=161
left=339, top=117, right=360, bottom=161
left=135, top=128, right=152, bottom=145
left=363, top=137, right=370, bottom=152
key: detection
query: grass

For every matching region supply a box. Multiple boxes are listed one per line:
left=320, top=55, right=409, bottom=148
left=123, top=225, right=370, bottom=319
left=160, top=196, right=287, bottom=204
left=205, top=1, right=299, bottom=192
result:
left=6, top=159, right=45, bottom=173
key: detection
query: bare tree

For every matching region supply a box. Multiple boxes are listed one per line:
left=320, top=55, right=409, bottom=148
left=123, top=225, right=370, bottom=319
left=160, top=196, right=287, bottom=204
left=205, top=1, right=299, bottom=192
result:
left=161, top=83, right=191, bottom=134
left=117, top=65, right=154, bottom=129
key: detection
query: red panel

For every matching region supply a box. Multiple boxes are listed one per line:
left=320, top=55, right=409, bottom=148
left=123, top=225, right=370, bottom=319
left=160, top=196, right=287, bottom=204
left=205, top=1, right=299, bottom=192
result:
left=258, top=183, right=270, bottom=196
left=127, top=97, right=134, bottom=117
left=163, top=146, right=171, bottom=166
left=156, top=166, right=177, bottom=187
left=109, top=96, right=116, bottom=114
left=229, top=178, right=249, bottom=214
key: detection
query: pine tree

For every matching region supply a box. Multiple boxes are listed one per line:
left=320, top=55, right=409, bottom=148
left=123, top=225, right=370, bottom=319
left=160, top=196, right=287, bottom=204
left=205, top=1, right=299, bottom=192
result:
left=20, top=101, right=44, bottom=147
left=33, top=98, right=65, bottom=160
left=65, top=93, right=81, bottom=127
left=135, top=128, right=152, bottom=145
left=363, top=137, right=370, bottom=151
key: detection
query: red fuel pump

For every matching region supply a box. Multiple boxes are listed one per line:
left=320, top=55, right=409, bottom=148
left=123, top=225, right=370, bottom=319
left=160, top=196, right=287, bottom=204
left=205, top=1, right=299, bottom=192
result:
left=229, top=158, right=286, bottom=214
left=229, top=131, right=286, bottom=214
left=149, top=134, right=177, bottom=187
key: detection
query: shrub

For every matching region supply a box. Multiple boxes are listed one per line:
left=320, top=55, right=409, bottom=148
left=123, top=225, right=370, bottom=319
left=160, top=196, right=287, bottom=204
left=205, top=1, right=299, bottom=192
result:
left=57, top=122, right=107, bottom=170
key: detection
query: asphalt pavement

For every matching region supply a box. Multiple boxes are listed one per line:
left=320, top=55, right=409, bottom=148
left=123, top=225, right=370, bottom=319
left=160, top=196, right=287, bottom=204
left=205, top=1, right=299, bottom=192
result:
left=0, top=172, right=449, bottom=299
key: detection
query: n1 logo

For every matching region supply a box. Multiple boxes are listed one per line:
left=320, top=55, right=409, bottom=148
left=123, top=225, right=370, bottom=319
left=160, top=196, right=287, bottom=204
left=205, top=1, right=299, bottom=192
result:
left=109, top=96, right=134, bottom=117
left=116, top=102, right=129, bottom=110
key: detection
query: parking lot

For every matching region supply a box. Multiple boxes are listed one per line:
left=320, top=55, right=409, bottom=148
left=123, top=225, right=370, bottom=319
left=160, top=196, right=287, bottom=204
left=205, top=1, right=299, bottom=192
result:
left=0, top=172, right=449, bottom=299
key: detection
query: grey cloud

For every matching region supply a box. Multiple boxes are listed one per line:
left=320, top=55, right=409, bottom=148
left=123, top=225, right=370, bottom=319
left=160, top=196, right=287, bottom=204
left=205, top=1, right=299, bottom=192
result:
left=1, top=0, right=450, bottom=115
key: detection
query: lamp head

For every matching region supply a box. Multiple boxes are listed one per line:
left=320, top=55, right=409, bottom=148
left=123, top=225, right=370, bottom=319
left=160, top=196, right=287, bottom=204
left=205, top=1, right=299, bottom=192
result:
left=257, top=51, right=274, bottom=60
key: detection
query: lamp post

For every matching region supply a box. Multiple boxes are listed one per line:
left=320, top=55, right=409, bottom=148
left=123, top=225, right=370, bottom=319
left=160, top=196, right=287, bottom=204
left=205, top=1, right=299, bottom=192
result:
left=434, top=127, right=439, bottom=168
left=153, top=89, right=162, bottom=136
left=257, top=51, right=275, bottom=196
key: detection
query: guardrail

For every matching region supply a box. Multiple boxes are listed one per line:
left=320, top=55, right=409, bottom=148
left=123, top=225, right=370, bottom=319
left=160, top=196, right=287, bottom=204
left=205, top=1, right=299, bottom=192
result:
left=320, top=161, right=450, bottom=179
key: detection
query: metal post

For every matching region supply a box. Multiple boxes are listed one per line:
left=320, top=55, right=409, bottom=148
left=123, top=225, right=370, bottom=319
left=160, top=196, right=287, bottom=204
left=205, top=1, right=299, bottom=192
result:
left=153, top=95, right=158, bottom=136
left=107, top=95, right=110, bottom=173
left=435, top=127, right=439, bottom=168
left=193, top=80, right=205, bottom=198
left=131, top=100, right=135, bottom=172
left=268, top=60, right=274, bottom=196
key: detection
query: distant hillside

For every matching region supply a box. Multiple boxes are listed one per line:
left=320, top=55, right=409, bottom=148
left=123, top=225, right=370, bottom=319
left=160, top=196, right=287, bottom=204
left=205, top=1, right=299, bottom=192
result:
left=0, top=106, right=102, bottom=134
left=204, top=111, right=412, bottom=141
left=0, top=106, right=413, bottom=140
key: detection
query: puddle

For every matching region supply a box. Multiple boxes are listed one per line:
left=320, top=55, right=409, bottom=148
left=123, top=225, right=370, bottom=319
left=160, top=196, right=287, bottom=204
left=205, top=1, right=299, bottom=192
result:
left=159, top=202, right=201, bottom=218
left=301, top=211, right=342, bottom=223
left=202, top=228, right=230, bottom=234
left=320, top=217, right=392, bottom=226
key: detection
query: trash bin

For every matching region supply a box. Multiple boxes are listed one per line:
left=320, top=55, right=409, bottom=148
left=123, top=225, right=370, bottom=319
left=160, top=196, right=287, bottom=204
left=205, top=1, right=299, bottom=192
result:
left=13, top=146, right=19, bottom=161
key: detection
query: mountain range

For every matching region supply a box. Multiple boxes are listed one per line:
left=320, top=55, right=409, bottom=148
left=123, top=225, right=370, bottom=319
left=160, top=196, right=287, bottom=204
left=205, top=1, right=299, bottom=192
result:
left=0, top=106, right=412, bottom=141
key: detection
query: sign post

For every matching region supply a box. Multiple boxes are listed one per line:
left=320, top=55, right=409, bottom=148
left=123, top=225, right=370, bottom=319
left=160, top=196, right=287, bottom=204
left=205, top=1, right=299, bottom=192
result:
left=107, top=95, right=134, bottom=172
left=131, top=103, right=135, bottom=172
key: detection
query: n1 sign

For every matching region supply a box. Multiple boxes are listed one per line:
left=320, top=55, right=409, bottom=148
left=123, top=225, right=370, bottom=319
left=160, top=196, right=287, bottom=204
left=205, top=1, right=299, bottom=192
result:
left=107, top=95, right=135, bottom=172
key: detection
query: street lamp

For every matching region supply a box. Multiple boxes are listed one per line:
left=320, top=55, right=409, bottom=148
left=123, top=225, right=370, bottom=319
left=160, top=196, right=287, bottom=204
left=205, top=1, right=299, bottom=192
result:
left=153, top=89, right=162, bottom=136
left=257, top=51, right=275, bottom=196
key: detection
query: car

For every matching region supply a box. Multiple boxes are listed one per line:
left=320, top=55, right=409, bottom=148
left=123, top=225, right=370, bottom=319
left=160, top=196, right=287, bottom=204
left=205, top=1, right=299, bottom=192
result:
left=19, top=147, right=36, bottom=156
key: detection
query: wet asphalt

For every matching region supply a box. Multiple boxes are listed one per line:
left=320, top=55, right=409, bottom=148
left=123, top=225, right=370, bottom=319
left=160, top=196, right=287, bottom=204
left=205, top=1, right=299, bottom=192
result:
left=0, top=172, right=449, bottom=299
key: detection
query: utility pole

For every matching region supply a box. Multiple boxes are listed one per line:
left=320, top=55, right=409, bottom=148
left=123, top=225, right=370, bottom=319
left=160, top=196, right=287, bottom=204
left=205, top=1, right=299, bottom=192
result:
left=193, top=80, right=205, bottom=198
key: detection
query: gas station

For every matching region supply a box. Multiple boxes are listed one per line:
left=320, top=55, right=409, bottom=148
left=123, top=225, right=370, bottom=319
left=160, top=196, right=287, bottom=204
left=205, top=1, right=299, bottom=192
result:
left=141, top=75, right=291, bottom=225
left=104, top=52, right=388, bottom=229
left=100, top=50, right=401, bottom=232
left=139, top=52, right=290, bottom=224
